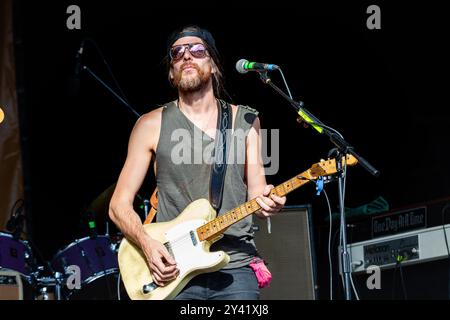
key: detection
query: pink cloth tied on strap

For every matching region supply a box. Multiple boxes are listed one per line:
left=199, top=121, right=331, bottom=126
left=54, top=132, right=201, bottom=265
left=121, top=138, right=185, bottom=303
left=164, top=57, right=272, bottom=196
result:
left=249, top=258, right=272, bottom=288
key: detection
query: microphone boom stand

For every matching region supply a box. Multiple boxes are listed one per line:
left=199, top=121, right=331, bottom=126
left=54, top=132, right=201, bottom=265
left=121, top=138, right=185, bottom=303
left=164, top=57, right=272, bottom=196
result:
left=79, top=64, right=153, bottom=223
left=258, top=71, right=379, bottom=300
left=82, top=65, right=141, bottom=118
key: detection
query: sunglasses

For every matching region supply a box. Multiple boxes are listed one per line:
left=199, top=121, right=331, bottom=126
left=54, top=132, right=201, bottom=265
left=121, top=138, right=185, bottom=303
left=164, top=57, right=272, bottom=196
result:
left=169, top=43, right=208, bottom=62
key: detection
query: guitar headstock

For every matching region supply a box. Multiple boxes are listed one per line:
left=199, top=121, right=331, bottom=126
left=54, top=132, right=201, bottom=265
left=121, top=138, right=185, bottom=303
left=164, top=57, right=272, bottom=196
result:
left=309, top=154, right=358, bottom=178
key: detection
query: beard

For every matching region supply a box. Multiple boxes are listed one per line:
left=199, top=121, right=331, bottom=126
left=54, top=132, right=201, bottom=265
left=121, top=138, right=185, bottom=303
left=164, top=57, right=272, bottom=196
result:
left=172, top=63, right=212, bottom=93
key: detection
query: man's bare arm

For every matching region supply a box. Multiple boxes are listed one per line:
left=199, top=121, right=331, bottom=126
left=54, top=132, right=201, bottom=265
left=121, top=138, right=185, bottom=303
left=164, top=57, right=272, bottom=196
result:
left=246, top=116, right=286, bottom=218
left=109, top=108, right=179, bottom=285
left=109, top=110, right=158, bottom=246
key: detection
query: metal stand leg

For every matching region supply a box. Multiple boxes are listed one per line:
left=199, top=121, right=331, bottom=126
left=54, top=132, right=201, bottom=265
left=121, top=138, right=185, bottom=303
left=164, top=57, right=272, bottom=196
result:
left=54, top=272, right=62, bottom=300
left=336, top=153, right=352, bottom=300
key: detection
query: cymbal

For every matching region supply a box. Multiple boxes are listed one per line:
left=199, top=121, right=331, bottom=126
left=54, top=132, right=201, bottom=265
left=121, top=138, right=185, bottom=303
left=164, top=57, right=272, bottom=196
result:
left=87, top=183, right=117, bottom=217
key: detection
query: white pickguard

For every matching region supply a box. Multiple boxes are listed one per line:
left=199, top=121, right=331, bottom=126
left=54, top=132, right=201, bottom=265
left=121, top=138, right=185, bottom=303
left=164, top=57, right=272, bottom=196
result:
left=164, top=219, right=225, bottom=276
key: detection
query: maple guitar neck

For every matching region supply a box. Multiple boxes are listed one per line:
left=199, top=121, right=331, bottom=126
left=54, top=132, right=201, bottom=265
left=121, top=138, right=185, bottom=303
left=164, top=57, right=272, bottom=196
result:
left=196, top=155, right=358, bottom=242
left=196, top=171, right=312, bottom=242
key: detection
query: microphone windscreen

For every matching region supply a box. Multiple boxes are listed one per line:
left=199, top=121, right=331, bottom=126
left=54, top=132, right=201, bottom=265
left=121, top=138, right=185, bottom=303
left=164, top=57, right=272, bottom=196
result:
left=235, top=59, right=249, bottom=74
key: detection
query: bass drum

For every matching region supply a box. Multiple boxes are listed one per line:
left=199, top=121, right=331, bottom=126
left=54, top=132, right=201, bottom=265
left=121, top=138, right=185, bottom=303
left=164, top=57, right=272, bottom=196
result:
left=51, top=235, right=119, bottom=300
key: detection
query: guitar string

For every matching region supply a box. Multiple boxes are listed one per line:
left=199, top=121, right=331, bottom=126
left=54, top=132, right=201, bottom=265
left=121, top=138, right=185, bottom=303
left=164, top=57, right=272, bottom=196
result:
left=165, top=182, right=301, bottom=250
left=167, top=208, right=257, bottom=250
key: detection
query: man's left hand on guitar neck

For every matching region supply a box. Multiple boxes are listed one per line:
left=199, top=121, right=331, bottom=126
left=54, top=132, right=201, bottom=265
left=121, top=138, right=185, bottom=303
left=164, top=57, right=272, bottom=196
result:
left=255, top=184, right=286, bottom=218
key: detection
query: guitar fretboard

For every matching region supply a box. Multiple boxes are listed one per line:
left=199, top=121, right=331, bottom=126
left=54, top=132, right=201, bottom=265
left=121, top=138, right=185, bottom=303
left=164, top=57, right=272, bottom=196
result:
left=196, top=170, right=314, bottom=242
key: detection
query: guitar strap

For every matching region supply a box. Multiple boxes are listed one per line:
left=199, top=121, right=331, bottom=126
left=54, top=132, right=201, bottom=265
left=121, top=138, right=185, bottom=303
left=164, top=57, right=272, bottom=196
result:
left=143, top=190, right=158, bottom=225
left=209, top=99, right=232, bottom=212
left=144, top=99, right=231, bottom=224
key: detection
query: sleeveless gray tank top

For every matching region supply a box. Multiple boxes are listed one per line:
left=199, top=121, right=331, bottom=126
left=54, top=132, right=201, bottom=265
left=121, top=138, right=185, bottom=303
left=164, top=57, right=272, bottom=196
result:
left=155, top=100, right=259, bottom=269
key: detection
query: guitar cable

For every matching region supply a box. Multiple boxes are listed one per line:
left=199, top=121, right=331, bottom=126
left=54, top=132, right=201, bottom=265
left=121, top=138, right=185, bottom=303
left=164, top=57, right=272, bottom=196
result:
left=391, top=254, right=408, bottom=299
left=299, top=170, right=360, bottom=300
left=117, top=272, right=121, bottom=300
left=336, top=162, right=360, bottom=300
left=298, top=173, right=347, bottom=299
left=398, top=258, right=408, bottom=300
left=323, top=188, right=334, bottom=300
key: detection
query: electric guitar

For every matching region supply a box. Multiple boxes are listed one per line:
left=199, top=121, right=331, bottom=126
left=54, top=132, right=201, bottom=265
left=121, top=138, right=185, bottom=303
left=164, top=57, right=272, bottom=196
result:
left=118, top=155, right=358, bottom=300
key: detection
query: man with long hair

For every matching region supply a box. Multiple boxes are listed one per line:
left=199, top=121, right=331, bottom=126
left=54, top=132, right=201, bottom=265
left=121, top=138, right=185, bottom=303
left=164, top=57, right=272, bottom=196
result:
left=109, top=25, right=286, bottom=300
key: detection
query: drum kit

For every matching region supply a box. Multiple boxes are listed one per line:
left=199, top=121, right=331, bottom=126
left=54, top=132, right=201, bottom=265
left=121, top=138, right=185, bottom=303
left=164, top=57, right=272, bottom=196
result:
left=0, top=231, right=124, bottom=300
left=0, top=186, right=140, bottom=300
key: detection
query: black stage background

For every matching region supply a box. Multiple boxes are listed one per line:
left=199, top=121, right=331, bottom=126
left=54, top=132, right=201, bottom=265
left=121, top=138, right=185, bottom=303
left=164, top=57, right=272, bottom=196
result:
left=12, top=1, right=449, bottom=299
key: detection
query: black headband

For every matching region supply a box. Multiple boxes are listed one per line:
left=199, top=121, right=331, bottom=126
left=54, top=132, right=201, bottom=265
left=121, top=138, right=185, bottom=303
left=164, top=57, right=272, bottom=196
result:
left=167, top=27, right=218, bottom=59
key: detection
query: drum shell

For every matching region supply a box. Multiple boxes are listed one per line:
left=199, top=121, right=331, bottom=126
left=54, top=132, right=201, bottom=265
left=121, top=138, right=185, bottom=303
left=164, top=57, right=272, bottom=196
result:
left=51, top=235, right=119, bottom=299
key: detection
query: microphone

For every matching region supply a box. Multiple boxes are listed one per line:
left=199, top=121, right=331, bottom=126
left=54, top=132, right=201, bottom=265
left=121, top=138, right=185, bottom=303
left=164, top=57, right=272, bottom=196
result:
left=235, top=59, right=279, bottom=74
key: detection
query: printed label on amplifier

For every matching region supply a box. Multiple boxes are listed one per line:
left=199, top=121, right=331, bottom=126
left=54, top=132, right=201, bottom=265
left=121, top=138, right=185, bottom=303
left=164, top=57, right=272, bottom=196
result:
left=372, top=207, right=426, bottom=238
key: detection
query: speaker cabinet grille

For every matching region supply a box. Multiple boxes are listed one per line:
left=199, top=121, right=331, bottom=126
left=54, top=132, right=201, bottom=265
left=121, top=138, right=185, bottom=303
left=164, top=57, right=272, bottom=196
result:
left=253, top=205, right=317, bottom=299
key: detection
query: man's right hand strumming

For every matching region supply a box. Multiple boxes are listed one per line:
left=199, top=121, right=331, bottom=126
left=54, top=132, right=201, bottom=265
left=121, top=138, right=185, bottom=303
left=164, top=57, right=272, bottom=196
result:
left=140, top=234, right=179, bottom=287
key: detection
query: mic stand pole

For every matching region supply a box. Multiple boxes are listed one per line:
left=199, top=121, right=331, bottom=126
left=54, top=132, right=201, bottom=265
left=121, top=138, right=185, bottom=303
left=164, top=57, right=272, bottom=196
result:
left=54, top=271, right=63, bottom=300
left=81, top=65, right=141, bottom=118
left=258, top=72, right=379, bottom=300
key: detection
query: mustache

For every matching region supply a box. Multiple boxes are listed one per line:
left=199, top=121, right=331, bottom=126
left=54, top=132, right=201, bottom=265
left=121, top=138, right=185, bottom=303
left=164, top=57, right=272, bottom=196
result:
left=181, top=63, right=200, bottom=71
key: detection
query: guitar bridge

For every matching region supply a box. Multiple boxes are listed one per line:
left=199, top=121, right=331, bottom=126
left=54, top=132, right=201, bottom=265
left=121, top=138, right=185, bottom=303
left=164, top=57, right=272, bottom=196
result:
left=142, top=282, right=158, bottom=294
